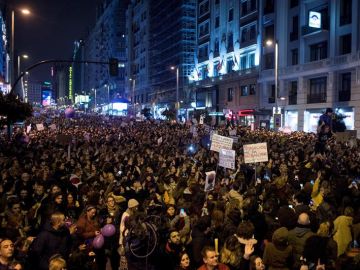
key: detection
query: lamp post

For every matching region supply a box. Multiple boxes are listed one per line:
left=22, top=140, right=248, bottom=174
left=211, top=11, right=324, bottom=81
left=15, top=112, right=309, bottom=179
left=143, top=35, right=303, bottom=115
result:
left=17, top=54, right=28, bottom=100
left=129, top=78, right=136, bottom=114
left=10, top=8, right=31, bottom=87
left=171, top=66, right=179, bottom=120
left=266, top=39, right=280, bottom=128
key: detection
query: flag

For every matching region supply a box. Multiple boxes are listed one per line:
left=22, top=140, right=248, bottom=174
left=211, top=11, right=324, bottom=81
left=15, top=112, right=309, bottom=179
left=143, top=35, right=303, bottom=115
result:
left=217, top=59, right=223, bottom=71
left=233, top=54, right=238, bottom=67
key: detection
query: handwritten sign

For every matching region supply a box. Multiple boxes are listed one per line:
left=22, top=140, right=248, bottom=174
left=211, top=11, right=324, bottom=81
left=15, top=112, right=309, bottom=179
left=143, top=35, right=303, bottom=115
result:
left=219, top=149, right=236, bottom=169
left=36, top=124, right=44, bottom=131
left=243, top=143, right=268, bottom=163
left=49, top=124, right=57, bottom=130
left=210, top=134, right=233, bottom=152
left=229, top=129, right=237, bottom=136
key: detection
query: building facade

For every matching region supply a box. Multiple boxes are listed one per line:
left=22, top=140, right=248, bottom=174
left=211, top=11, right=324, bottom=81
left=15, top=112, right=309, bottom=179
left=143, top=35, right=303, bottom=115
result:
left=189, top=0, right=262, bottom=125
left=125, top=0, right=196, bottom=118
left=83, top=0, right=128, bottom=109
left=259, top=0, right=360, bottom=133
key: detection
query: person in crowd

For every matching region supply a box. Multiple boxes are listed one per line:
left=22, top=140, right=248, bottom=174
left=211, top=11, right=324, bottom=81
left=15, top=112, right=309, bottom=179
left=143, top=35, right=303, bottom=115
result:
left=333, top=206, right=354, bottom=257
left=30, top=212, right=74, bottom=270
left=288, top=213, right=315, bottom=267
left=198, top=246, right=230, bottom=270
left=48, top=254, right=67, bottom=270
left=175, top=251, right=195, bottom=270
left=0, top=239, right=18, bottom=270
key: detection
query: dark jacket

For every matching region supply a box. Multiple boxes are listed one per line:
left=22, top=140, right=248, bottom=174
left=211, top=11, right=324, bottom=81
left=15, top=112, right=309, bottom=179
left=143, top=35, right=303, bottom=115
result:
left=30, top=223, right=72, bottom=270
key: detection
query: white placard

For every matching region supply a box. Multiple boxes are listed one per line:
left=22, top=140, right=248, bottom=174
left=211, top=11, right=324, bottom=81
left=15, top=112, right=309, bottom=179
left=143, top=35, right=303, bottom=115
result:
left=26, top=125, right=31, bottom=134
left=210, top=134, right=233, bottom=152
left=219, top=149, right=236, bottom=170
left=120, top=122, right=128, bottom=127
left=157, top=137, right=163, bottom=145
left=243, top=143, right=268, bottom=164
left=199, top=115, right=204, bottom=125
left=205, top=171, right=216, bottom=192
left=49, top=124, right=57, bottom=130
left=230, top=136, right=239, bottom=143
left=229, top=129, right=237, bottom=136
left=36, top=124, right=44, bottom=131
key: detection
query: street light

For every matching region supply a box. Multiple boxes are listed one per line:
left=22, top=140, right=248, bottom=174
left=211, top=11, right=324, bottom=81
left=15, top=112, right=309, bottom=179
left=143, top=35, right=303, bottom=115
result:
left=17, top=54, right=29, bottom=100
left=266, top=39, right=280, bottom=128
left=10, top=8, right=31, bottom=87
left=170, top=66, right=179, bottom=120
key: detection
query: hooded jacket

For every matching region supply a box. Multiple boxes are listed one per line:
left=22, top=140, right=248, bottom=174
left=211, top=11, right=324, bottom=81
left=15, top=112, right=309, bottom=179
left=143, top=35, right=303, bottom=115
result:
left=30, top=223, right=72, bottom=270
left=288, top=225, right=314, bottom=263
left=263, top=227, right=293, bottom=270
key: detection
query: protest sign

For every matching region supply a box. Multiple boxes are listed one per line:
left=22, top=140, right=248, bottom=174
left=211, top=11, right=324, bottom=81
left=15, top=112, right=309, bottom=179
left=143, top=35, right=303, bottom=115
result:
left=26, top=125, right=31, bottom=134
left=210, top=134, right=233, bottom=152
left=36, top=124, right=44, bottom=131
left=205, top=171, right=216, bottom=192
left=157, top=137, right=163, bottom=145
left=49, top=124, right=57, bottom=130
left=243, top=143, right=268, bottom=163
left=219, top=149, right=236, bottom=169
left=229, top=129, right=237, bottom=136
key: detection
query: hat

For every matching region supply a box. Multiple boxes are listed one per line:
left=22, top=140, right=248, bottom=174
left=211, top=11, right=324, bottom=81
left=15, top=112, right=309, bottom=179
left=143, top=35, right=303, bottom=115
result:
left=128, top=199, right=139, bottom=209
left=325, top=108, right=333, bottom=113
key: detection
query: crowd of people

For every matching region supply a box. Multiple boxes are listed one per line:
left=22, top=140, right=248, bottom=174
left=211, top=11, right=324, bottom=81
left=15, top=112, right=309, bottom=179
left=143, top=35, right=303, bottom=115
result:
left=0, top=113, right=359, bottom=270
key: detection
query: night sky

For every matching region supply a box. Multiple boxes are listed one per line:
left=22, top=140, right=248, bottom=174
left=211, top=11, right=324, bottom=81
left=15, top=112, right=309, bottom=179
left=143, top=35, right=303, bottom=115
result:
left=13, top=0, right=97, bottom=81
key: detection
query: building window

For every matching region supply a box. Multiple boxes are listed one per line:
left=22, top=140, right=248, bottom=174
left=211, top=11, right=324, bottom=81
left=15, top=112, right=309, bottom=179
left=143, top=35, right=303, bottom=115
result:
left=264, top=53, right=274, bottom=69
left=228, top=9, right=233, bottom=21
left=215, top=0, right=220, bottom=5
left=199, top=21, right=210, bottom=38
left=241, top=1, right=248, bottom=17
left=340, top=34, right=351, bottom=55
left=310, top=41, right=327, bottom=61
left=291, top=48, right=298, bottom=65
left=269, top=85, right=275, bottom=103
left=264, top=24, right=274, bottom=42
left=213, top=61, right=219, bottom=77
left=240, top=55, right=247, bottom=70
left=290, top=0, right=298, bottom=8
left=308, top=77, right=327, bottom=103
left=290, top=16, right=298, bottom=41
left=264, top=0, right=274, bottom=14
left=228, top=87, right=234, bottom=102
left=214, top=39, right=219, bottom=57
left=340, top=0, right=352, bottom=26
left=249, top=84, right=256, bottom=95
left=289, top=81, right=297, bottom=105
left=249, top=53, right=255, bottom=68
left=241, top=85, right=249, bottom=96
left=339, top=72, right=351, bottom=101
left=198, top=44, right=208, bottom=61
left=199, top=0, right=210, bottom=17
left=241, top=23, right=257, bottom=44
left=227, top=57, right=234, bottom=73
left=227, top=33, right=233, bottom=52
left=215, top=16, right=220, bottom=28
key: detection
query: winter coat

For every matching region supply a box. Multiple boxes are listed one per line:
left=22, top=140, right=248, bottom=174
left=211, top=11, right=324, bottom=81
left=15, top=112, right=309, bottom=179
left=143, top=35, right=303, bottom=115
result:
left=76, top=214, right=100, bottom=240
left=263, top=227, right=293, bottom=270
left=288, top=226, right=314, bottom=263
left=333, top=215, right=353, bottom=256
left=30, top=223, right=72, bottom=270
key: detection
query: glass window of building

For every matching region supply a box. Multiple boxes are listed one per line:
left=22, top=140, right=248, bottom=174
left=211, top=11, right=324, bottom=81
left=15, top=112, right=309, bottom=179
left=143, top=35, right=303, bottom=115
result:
left=241, top=85, right=249, bottom=96
left=310, top=41, right=327, bottom=61
left=215, top=16, right=220, bottom=28
left=213, top=61, right=219, bottom=77
left=214, top=39, right=219, bottom=56
left=264, top=53, right=274, bottom=69
left=228, top=87, right=234, bottom=101
left=291, top=48, right=298, bottom=65
left=289, top=81, right=297, bottom=105
left=340, top=34, right=352, bottom=55
left=340, top=0, right=352, bottom=26
left=249, top=84, right=256, bottom=95
left=308, top=77, right=327, bottom=103
left=227, top=33, right=233, bottom=52
left=249, top=53, right=255, bottom=68
left=199, top=0, right=210, bottom=17
left=227, top=57, right=234, bottom=73
left=199, top=21, right=210, bottom=38
left=339, top=72, right=351, bottom=101
left=240, top=55, right=247, bottom=70
left=228, top=9, right=233, bottom=21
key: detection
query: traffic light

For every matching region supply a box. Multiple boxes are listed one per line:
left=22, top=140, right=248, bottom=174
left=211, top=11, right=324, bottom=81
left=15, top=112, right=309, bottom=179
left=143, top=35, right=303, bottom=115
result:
left=109, top=58, right=119, bottom=76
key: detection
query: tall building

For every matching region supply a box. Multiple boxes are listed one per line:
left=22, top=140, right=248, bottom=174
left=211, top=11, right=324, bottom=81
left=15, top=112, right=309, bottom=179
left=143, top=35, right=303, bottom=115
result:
left=0, top=4, right=9, bottom=94
left=83, top=0, right=128, bottom=108
left=189, top=0, right=262, bottom=125
left=258, top=0, right=360, bottom=133
left=125, top=0, right=196, bottom=117
left=71, top=40, right=85, bottom=101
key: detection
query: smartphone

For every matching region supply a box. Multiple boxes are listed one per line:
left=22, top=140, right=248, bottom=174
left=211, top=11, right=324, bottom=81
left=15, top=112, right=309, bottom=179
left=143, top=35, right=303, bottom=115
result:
left=289, top=204, right=293, bottom=209
left=310, top=180, right=314, bottom=185
left=300, top=183, right=304, bottom=189
left=309, top=200, right=314, bottom=206
left=117, top=170, right=123, bottom=176
left=180, top=208, right=186, bottom=216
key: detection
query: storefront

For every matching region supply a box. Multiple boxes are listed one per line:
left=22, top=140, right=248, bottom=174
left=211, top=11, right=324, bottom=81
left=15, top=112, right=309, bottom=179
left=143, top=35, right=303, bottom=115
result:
left=284, top=110, right=299, bottom=131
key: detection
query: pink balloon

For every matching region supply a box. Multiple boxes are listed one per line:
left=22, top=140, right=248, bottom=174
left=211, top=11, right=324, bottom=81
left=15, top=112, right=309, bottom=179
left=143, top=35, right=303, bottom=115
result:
left=101, top=224, right=116, bottom=237
left=65, top=108, right=75, bottom=118
left=92, top=234, right=105, bottom=249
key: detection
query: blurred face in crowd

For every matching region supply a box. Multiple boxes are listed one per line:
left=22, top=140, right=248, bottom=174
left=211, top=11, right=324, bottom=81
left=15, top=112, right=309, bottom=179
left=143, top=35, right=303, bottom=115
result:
left=20, top=189, right=28, bottom=199
left=86, top=208, right=97, bottom=220
left=0, top=240, right=14, bottom=259
left=180, top=253, right=190, bottom=269
left=169, top=231, right=181, bottom=245
left=51, top=185, right=61, bottom=195
left=107, top=197, right=115, bottom=208
left=67, top=193, right=74, bottom=204
left=35, top=185, right=44, bottom=196
left=11, top=204, right=21, bottom=215
left=55, top=195, right=63, bottom=204
left=254, top=257, right=265, bottom=270
left=21, top=173, right=30, bottom=183
left=203, top=250, right=218, bottom=267
left=167, top=206, right=175, bottom=217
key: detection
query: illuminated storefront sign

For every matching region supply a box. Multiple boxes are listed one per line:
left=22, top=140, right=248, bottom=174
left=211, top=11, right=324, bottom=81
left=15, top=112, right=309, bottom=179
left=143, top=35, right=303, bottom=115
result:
left=309, top=11, right=321, bottom=28
left=69, top=67, right=73, bottom=101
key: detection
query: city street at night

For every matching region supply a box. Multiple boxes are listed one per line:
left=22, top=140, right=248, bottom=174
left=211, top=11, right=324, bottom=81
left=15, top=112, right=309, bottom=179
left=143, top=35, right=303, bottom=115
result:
left=0, top=1, right=360, bottom=270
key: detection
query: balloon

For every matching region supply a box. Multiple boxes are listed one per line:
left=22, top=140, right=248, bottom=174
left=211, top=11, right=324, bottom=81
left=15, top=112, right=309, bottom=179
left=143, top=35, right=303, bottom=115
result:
left=92, top=234, right=104, bottom=249
left=101, top=224, right=116, bottom=237
left=65, top=108, right=75, bottom=118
